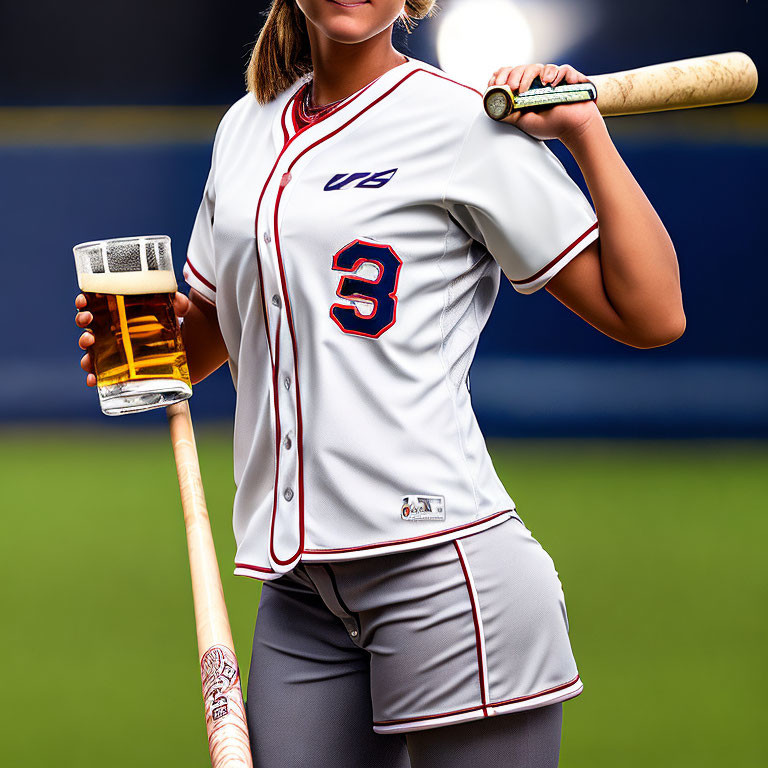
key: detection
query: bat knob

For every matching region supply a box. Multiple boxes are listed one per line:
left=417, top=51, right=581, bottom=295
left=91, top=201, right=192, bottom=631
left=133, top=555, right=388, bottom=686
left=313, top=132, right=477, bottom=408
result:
left=484, top=85, right=515, bottom=121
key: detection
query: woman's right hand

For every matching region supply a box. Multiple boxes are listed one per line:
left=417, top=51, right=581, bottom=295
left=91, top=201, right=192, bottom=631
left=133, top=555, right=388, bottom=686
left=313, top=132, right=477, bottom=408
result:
left=74, top=292, right=191, bottom=388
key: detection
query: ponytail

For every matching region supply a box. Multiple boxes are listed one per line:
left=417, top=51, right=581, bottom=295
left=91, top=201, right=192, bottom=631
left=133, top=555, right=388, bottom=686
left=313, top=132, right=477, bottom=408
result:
left=246, top=0, right=439, bottom=104
left=247, top=0, right=312, bottom=105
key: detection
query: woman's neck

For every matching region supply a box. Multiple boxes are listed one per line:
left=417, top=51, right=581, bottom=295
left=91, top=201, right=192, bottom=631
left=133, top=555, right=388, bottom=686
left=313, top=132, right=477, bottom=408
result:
left=305, top=23, right=407, bottom=106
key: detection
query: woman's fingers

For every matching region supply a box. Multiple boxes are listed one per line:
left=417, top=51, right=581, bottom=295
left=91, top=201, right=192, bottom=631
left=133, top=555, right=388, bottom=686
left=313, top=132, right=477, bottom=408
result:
left=75, top=293, right=96, bottom=385
left=563, top=65, right=589, bottom=84
left=550, top=66, right=567, bottom=87
left=78, top=331, right=94, bottom=350
left=75, top=311, right=92, bottom=328
left=491, top=66, right=514, bottom=86
left=494, top=63, right=589, bottom=93
left=503, top=64, right=528, bottom=92
left=80, top=353, right=93, bottom=373
left=81, top=349, right=96, bottom=386
left=540, top=64, right=559, bottom=85
left=173, top=291, right=191, bottom=317
left=518, top=64, right=545, bottom=95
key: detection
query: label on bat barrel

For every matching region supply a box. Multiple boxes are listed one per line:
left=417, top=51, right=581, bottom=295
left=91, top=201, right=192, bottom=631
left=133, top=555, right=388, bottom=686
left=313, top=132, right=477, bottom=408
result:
left=201, top=645, right=241, bottom=724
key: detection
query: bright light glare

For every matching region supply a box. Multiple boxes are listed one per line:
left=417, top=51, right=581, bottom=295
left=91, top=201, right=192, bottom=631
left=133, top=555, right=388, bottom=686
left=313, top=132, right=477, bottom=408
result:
left=436, top=0, right=600, bottom=91
left=437, top=0, right=534, bottom=90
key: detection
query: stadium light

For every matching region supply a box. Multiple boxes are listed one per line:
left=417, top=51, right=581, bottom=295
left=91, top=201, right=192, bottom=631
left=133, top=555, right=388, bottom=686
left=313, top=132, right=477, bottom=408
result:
left=436, top=0, right=598, bottom=90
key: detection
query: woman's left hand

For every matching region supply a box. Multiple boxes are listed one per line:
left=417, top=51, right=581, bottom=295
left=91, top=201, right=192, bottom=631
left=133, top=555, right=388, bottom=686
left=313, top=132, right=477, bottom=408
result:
left=488, top=63, right=604, bottom=144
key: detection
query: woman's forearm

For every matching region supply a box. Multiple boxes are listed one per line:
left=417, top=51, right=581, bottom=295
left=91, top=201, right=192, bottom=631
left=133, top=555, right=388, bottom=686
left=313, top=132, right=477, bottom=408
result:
left=562, top=119, right=685, bottom=339
left=181, top=290, right=229, bottom=384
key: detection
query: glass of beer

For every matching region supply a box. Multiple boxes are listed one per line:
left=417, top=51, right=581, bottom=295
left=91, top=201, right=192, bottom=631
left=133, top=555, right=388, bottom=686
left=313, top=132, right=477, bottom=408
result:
left=73, top=235, right=192, bottom=416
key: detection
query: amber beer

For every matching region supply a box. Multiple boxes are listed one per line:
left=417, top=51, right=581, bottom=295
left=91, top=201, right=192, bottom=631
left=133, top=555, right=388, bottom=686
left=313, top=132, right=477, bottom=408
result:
left=73, top=236, right=192, bottom=415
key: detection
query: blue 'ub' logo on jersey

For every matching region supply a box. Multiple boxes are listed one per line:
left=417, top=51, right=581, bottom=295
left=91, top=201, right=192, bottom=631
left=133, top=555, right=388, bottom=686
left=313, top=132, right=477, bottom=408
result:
left=324, top=168, right=397, bottom=191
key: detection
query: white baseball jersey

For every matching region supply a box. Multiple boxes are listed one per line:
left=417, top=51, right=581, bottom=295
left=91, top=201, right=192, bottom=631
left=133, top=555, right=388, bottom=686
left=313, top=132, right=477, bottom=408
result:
left=183, top=56, right=599, bottom=579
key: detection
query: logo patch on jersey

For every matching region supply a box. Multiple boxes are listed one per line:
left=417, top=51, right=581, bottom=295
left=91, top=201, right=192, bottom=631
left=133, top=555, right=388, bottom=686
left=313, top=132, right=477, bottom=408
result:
left=401, top=495, right=446, bottom=522
left=324, top=168, right=397, bottom=191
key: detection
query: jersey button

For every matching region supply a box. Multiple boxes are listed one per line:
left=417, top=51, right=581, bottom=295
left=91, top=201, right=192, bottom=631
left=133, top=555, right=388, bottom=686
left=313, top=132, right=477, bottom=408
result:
left=280, top=172, right=292, bottom=188
left=283, top=487, right=294, bottom=502
left=283, top=435, right=292, bottom=450
left=263, top=231, right=272, bottom=244
left=283, top=376, right=291, bottom=390
left=271, top=294, right=282, bottom=309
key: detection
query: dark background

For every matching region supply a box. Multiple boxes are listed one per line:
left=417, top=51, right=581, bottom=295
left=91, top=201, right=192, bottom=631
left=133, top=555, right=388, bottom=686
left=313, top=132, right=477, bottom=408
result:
left=1, top=1, right=766, bottom=106
left=1, top=0, right=766, bottom=434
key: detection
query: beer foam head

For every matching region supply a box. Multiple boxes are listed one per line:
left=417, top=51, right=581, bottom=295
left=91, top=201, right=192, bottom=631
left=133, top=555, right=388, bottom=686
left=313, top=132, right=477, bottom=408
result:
left=74, top=235, right=178, bottom=295
left=77, top=270, right=177, bottom=295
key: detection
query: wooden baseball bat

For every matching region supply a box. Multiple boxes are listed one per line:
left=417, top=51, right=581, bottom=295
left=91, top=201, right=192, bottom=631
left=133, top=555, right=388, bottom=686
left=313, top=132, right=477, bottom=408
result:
left=167, top=400, right=253, bottom=768
left=593, top=51, right=758, bottom=116
left=483, top=52, right=758, bottom=119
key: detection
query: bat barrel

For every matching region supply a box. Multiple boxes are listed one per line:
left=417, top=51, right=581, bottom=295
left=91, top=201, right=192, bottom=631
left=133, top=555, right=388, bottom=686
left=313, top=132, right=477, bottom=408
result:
left=592, top=51, right=758, bottom=117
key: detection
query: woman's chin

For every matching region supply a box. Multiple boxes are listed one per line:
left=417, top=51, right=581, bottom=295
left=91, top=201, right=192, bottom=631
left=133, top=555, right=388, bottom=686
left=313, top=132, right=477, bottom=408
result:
left=317, top=20, right=378, bottom=44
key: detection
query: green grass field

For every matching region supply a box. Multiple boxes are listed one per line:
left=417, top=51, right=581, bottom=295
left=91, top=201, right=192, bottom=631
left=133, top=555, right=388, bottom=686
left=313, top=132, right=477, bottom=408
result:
left=2, top=427, right=765, bottom=767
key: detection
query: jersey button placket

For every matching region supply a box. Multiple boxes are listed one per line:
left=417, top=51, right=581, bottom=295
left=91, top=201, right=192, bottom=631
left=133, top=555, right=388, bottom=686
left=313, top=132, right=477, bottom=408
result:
left=275, top=311, right=297, bottom=500
left=265, top=175, right=300, bottom=561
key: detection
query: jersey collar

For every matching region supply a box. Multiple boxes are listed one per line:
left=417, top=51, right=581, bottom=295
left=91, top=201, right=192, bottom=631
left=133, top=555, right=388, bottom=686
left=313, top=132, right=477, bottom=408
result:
left=272, top=56, right=421, bottom=151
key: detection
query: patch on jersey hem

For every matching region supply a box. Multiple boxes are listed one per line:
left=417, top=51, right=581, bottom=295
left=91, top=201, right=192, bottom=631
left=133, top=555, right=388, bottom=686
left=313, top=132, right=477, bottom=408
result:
left=401, top=495, right=446, bottom=521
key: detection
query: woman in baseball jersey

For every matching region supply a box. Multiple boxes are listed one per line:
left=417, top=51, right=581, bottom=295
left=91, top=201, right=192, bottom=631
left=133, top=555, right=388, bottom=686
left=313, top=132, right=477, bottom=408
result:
left=76, top=1, right=684, bottom=765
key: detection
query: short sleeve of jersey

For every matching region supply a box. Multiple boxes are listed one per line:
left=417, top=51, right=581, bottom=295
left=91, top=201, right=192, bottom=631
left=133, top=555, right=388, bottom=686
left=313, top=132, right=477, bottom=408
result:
left=183, top=140, right=219, bottom=303
left=443, top=114, right=599, bottom=294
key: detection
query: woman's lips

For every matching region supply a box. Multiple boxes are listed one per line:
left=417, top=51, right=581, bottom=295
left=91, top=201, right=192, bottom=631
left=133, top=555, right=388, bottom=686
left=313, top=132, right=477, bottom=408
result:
left=327, top=1, right=369, bottom=7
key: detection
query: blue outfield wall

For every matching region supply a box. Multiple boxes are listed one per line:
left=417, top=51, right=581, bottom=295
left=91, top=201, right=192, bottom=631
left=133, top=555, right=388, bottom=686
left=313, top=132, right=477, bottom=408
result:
left=1, top=129, right=766, bottom=436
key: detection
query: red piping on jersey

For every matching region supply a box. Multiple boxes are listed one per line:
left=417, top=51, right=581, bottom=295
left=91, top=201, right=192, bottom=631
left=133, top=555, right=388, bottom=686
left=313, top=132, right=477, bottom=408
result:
left=373, top=675, right=582, bottom=726
left=267, top=315, right=287, bottom=562
left=281, top=89, right=294, bottom=145
left=253, top=239, right=273, bottom=364
left=302, top=510, right=512, bottom=555
left=510, top=221, right=599, bottom=286
left=185, top=257, right=216, bottom=293
left=254, top=64, right=484, bottom=568
left=454, top=540, right=489, bottom=716
left=235, top=562, right=278, bottom=574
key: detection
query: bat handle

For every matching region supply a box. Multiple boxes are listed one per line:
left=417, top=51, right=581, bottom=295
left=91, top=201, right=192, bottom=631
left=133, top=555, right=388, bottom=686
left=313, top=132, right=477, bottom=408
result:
left=167, top=401, right=253, bottom=768
left=483, top=77, right=598, bottom=120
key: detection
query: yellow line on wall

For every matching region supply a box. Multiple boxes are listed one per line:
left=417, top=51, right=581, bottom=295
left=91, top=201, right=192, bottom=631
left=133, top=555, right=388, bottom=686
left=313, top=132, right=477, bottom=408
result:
left=0, top=105, right=228, bottom=146
left=605, top=103, right=768, bottom=145
left=0, top=103, right=766, bottom=146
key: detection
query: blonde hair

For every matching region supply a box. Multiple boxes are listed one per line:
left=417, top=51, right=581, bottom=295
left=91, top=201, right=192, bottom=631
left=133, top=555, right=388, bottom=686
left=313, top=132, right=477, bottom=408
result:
left=246, top=0, right=438, bottom=104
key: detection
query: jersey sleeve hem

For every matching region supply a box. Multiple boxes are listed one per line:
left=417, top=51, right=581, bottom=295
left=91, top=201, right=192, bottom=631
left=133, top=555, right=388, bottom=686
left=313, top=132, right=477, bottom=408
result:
left=510, top=221, right=599, bottom=295
left=183, top=258, right=216, bottom=303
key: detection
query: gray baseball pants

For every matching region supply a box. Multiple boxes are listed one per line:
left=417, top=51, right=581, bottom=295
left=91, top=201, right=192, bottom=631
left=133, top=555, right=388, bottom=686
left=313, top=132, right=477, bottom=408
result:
left=246, top=518, right=578, bottom=766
